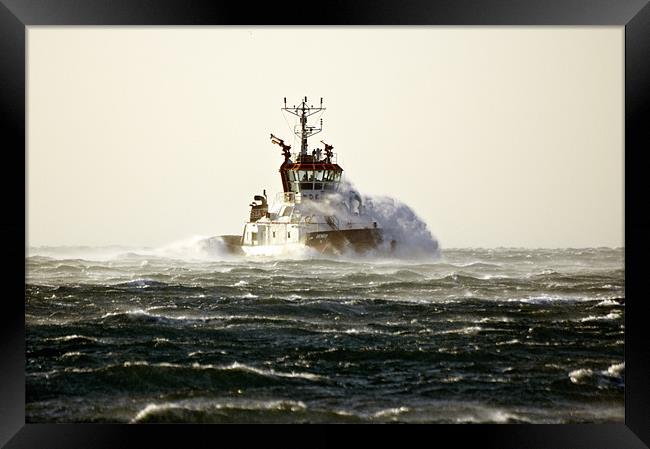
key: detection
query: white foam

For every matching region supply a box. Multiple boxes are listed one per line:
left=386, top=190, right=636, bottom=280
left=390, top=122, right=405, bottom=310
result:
left=453, top=406, right=526, bottom=424
left=310, top=326, right=391, bottom=337
left=508, top=294, right=568, bottom=304
left=579, top=312, right=621, bottom=322
left=478, top=316, right=513, bottom=323
left=216, top=361, right=325, bottom=382
left=29, top=236, right=237, bottom=262
left=239, top=242, right=322, bottom=259
left=440, top=375, right=463, bottom=383
left=101, top=309, right=148, bottom=319
left=63, top=367, right=97, bottom=373
left=441, top=326, right=482, bottom=335
left=46, top=334, right=99, bottom=343
left=151, top=235, right=234, bottom=261
left=373, top=406, right=410, bottom=418
left=603, top=362, right=624, bottom=378
left=100, top=309, right=214, bottom=324
left=123, top=360, right=159, bottom=368
left=132, top=403, right=183, bottom=422
left=132, top=398, right=307, bottom=422
left=569, top=368, right=594, bottom=384
left=146, top=305, right=177, bottom=312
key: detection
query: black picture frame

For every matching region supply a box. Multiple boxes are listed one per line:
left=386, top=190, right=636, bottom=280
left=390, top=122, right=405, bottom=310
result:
left=2, top=0, right=649, bottom=447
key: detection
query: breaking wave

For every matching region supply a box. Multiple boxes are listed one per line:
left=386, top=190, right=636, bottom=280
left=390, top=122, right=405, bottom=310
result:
left=132, top=398, right=308, bottom=423
left=568, top=362, right=624, bottom=385
left=296, top=179, right=440, bottom=260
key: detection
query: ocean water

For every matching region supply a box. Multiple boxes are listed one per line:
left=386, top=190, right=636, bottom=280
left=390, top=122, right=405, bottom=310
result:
left=26, top=244, right=624, bottom=423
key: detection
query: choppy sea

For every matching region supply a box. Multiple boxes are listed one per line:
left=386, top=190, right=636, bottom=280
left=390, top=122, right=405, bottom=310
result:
left=26, top=244, right=624, bottom=423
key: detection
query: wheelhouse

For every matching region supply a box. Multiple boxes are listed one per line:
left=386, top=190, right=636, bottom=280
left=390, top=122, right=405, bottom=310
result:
left=282, top=165, right=343, bottom=194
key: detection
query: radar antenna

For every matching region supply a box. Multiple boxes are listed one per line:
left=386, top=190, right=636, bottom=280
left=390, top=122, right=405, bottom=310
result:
left=282, top=96, right=325, bottom=156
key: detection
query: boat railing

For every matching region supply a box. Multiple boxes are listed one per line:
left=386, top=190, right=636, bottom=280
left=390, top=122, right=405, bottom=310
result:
left=288, top=152, right=337, bottom=165
left=258, top=218, right=379, bottom=233
left=306, top=222, right=379, bottom=233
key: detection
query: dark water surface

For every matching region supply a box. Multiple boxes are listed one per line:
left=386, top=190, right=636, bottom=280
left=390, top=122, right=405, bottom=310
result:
left=26, top=247, right=624, bottom=423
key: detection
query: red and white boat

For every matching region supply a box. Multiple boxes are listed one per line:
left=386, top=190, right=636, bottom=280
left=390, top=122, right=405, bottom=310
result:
left=220, top=97, right=387, bottom=256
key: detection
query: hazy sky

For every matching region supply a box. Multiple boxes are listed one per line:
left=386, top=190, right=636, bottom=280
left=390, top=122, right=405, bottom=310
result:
left=27, top=27, right=623, bottom=248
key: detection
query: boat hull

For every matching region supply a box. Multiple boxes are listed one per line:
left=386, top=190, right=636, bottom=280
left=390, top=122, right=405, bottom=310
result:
left=219, top=228, right=384, bottom=256
left=304, top=228, right=383, bottom=254
left=219, top=235, right=245, bottom=255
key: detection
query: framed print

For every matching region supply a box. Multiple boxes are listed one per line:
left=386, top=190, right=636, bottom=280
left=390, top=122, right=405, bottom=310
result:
left=2, top=0, right=649, bottom=447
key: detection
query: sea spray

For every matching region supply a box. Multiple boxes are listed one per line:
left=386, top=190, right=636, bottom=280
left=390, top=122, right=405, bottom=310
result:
left=153, top=235, right=233, bottom=260
left=298, top=179, right=441, bottom=260
left=28, top=182, right=440, bottom=261
left=27, top=235, right=235, bottom=261
left=359, top=193, right=440, bottom=259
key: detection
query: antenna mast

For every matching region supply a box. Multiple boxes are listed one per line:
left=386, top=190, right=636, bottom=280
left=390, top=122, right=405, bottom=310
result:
left=282, top=96, right=325, bottom=156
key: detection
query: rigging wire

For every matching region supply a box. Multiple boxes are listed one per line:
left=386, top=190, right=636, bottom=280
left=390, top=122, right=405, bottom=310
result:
left=280, top=106, right=326, bottom=156
left=281, top=109, right=297, bottom=155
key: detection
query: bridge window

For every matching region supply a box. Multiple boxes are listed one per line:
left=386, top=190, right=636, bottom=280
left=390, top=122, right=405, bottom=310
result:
left=283, top=169, right=347, bottom=192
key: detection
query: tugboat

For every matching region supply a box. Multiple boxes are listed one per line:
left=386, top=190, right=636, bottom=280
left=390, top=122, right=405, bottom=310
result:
left=219, top=97, right=386, bottom=256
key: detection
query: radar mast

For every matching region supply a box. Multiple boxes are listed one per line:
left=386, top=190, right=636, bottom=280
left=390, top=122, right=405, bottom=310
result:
left=282, top=96, right=325, bottom=156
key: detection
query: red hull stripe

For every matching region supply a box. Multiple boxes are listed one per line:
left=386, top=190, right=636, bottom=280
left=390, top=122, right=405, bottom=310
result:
left=279, top=164, right=343, bottom=171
